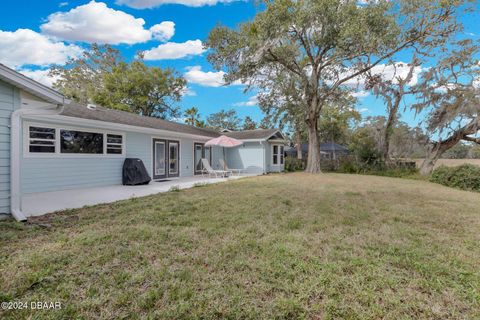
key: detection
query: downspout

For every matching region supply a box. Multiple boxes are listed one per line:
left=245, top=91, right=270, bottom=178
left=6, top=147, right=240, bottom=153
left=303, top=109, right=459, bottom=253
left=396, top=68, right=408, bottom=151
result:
left=262, top=141, right=266, bottom=175
left=10, top=104, right=65, bottom=221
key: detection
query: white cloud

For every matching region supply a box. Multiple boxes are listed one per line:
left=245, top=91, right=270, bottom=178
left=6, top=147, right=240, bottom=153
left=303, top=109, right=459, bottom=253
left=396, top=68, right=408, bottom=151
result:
left=343, top=62, right=424, bottom=88
left=357, top=107, right=369, bottom=113
left=59, top=2, right=69, bottom=7
left=233, top=95, right=258, bottom=107
left=18, top=69, right=58, bottom=87
left=0, top=29, right=82, bottom=68
left=183, top=66, right=243, bottom=87
left=150, top=21, right=175, bottom=42
left=181, top=87, right=197, bottom=96
left=143, top=40, right=205, bottom=60
left=183, top=66, right=226, bottom=87
left=40, top=1, right=174, bottom=44
left=116, top=0, right=241, bottom=9
left=350, top=90, right=370, bottom=98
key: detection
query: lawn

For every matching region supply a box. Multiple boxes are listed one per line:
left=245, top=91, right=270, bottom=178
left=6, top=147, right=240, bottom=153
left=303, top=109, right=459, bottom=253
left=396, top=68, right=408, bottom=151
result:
left=1, top=173, right=479, bottom=319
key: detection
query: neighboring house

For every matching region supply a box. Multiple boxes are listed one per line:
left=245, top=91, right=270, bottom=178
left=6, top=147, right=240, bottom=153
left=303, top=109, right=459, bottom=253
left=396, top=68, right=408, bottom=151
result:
left=285, top=142, right=350, bottom=160
left=0, top=64, right=286, bottom=221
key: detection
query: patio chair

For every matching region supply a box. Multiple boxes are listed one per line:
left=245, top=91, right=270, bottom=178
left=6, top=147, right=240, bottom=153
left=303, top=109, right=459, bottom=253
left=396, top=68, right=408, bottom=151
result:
left=219, top=158, right=244, bottom=176
left=201, top=158, right=230, bottom=178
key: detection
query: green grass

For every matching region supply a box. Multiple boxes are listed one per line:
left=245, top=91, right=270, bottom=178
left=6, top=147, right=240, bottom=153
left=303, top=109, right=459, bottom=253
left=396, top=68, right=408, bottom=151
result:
left=1, top=173, right=479, bottom=319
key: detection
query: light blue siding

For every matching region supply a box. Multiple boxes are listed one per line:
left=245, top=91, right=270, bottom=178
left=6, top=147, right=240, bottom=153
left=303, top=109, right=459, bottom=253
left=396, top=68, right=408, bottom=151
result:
left=20, top=120, right=206, bottom=193
left=226, top=142, right=265, bottom=174
left=0, top=80, right=19, bottom=213
left=126, top=132, right=151, bottom=177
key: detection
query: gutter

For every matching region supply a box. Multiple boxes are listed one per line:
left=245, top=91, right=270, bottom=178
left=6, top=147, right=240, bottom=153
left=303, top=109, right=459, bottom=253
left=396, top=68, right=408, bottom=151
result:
left=10, top=104, right=65, bottom=221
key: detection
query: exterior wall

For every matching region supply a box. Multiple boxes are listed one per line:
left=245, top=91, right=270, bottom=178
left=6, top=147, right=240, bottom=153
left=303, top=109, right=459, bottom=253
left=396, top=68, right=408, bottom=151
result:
left=265, top=142, right=285, bottom=173
left=226, top=141, right=265, bottom=174
left=20, top=119, right=211, bottom=193
left=0, top=80, right=19, bottom=213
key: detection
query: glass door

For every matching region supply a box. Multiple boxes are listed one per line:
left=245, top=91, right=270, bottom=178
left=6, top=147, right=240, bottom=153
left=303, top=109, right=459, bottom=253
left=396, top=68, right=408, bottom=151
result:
left=194, top=143, right=203, bottom=174
left=168, top=141, right=179, bottom=177
left=152, top=139, right=166, bottom=179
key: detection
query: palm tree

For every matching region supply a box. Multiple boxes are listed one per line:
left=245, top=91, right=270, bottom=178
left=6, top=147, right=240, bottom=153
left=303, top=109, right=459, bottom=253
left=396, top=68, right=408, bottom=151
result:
left=184, top=107, right=202, bottom=127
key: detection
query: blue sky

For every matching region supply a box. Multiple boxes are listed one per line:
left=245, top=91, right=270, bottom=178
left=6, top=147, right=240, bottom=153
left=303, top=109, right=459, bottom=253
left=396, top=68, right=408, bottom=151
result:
left=0, top=0, right=478, bottom=127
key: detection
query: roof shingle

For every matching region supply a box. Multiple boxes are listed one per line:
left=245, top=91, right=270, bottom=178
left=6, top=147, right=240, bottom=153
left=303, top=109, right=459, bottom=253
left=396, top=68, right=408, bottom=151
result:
left=60, top=103, right=220, bottom=138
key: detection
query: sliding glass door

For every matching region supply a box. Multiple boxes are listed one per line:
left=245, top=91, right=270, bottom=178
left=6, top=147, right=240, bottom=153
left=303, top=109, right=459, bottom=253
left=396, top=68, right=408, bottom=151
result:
left=152, top=138, right=179, bottom=179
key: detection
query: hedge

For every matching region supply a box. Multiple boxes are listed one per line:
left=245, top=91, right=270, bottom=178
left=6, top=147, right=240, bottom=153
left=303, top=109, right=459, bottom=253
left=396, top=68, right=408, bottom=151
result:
left=429, top=164, right=480, bottom=192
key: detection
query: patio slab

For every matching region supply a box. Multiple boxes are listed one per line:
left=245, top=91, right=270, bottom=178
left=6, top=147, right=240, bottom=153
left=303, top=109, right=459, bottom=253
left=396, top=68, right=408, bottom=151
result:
left=22, top=174, right=255, bottom=217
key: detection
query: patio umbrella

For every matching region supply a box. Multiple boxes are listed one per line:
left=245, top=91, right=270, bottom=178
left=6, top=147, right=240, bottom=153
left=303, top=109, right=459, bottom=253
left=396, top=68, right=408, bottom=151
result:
left=205, top=135, right=243, bottom=170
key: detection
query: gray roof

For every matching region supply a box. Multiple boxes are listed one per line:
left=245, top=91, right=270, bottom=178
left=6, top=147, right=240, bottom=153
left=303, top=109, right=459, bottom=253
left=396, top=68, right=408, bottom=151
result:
left=60, top=103, right=220, bottom=138
left=224, top=129, right=283, bottom=140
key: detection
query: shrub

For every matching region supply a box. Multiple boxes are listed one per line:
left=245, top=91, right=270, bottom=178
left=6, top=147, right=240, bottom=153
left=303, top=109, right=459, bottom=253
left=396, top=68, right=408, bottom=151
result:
left=285, top=157, right=304, bottom=172
left=333, top=157, right=418, bottom=178
left=430, top=164, right=480, bottom=192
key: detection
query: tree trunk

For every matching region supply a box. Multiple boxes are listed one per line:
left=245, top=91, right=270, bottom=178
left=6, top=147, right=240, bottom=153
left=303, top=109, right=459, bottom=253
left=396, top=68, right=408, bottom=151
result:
left=419, top=149, right=441, bottom=175
left=419, top=129, right=471, bottom=175
left=382, top=96, right=400, bottom=164
left=305, top=120, right=322, bottom=173
left=382, top=113, right=396, bottom=163
left=295, top=129, right=303, bottom=160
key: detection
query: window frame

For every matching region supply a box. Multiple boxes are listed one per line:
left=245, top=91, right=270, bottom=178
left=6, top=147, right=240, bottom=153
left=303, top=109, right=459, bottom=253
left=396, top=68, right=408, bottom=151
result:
left=271, top=144, right=285, bottom=166
left=24, top=122, right=125, bottom=158
left=28, top=126, right=57, bottom=154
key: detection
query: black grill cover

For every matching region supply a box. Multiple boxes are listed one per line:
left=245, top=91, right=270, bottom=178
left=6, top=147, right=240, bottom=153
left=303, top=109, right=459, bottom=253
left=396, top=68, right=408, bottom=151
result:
left=122, top=158, right=151, bottom=185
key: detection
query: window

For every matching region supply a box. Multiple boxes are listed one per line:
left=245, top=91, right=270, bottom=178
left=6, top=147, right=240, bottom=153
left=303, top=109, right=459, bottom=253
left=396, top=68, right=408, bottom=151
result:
left=272, top=144, right=284, bottom=165
left=29, top=126, right=56, bottom=153
left=107, top=134, right=123, bottom=154
left=60, top=130, right=103, bottom=154
left=26, top=123, right=125, bottom=157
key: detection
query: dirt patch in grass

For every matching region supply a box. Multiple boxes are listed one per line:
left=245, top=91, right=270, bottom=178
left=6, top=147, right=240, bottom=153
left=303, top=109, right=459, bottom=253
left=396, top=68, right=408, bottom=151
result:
left=1, top=173, right=479, bottom=319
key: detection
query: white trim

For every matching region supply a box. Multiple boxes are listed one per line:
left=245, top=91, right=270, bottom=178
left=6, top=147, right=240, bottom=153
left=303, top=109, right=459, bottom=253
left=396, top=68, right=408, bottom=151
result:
left=23, top=121, right=126, bottom=158
left=0, top=64, right=67, bottom=105
left=265, top=130, right=287, bottom=141
left=271, top=144, right=285, bottom=166
left=25, top=114, right=216, bottom=141
left=11, top=105, right=64, bottom=221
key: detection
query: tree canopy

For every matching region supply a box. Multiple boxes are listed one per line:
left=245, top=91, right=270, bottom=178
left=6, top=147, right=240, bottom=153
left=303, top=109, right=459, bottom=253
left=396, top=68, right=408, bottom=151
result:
left=206, top=0, right=466, bottom=173
left=50, top=44, right=186, bottom=119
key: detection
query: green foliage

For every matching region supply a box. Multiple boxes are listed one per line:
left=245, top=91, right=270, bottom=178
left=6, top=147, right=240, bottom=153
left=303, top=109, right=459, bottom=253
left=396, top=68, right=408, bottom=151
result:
left=350, top=127, right=382, bottom=165
left=242, top=116, right=257, bottom=130
left=50, top=44, right=186, bottom=119
left=184, top=107, right=205, bottom=127
left=284, top=157, right=304, bottom=172
left=50, top=44, right=121, bottom=105
left=206, top=109, right=241, bottom=130
left=318, top=103, right=361, bottom=146
left=430, top=164, right=480, bottom=192
left=94, top=60, right=185, bottom=119
left=334, top=157, right=418, bottom=178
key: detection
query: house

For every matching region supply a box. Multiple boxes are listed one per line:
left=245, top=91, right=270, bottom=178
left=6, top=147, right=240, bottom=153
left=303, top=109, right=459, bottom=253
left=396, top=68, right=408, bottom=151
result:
left=285, top=142, right=350, bottom=160
left=0, top=64, right=286, bottom=221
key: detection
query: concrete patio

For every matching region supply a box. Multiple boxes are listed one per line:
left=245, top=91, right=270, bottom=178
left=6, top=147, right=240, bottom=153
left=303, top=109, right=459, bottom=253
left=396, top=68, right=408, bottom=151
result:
left=22, top=174, right=257, bottom=217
